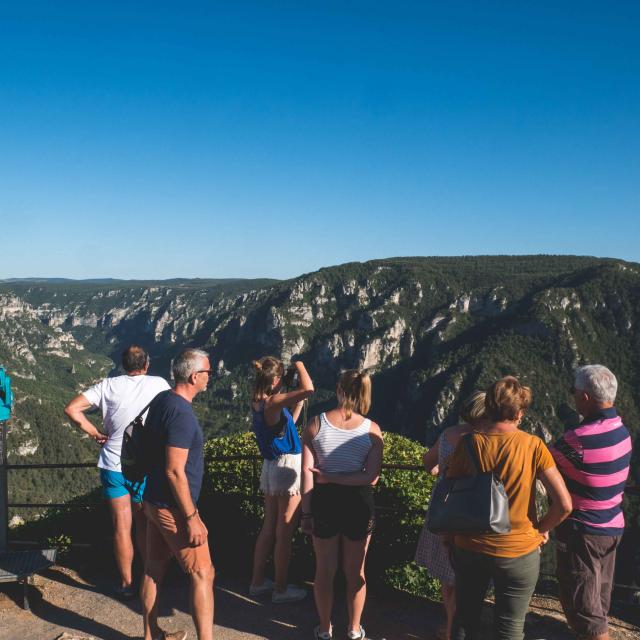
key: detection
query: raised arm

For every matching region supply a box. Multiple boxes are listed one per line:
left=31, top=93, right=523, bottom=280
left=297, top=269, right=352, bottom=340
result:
left=290, top=399, right=306, bottom=423
left=536, top=465, right=572, bottom=538
left=311, top=422, right=384, bottom=486
left=264, top=362, right=314, bottom=424
left=64, top=394, right=107, bottom=445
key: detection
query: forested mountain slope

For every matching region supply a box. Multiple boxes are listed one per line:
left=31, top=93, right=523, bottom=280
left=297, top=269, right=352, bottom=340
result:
left=2, top=256, right=639, bottom=505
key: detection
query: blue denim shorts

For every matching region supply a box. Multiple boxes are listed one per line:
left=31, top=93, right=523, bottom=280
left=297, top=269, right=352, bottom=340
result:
left=99, top=469, right=146, bottom=503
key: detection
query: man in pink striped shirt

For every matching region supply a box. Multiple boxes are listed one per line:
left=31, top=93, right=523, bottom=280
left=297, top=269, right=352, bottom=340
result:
left=551, top=365, right=632, bottom=640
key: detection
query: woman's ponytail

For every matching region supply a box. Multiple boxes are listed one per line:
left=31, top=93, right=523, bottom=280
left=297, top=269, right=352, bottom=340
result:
left=338, top=369, right=371, bottom=419
left=357, top=372, right=372, bottom=416
left=252, top=356, right=284, bottom=402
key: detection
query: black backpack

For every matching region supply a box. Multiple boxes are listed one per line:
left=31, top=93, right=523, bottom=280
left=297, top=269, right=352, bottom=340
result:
left=121, top=400, right=154, bottom=483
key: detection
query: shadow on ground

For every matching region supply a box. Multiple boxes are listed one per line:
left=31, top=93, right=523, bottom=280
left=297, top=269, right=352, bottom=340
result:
left=0, top=549, right=638, bottom=640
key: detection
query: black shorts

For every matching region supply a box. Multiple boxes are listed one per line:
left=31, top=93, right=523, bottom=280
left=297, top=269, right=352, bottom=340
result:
left=311, top=483, right=375, bottom=541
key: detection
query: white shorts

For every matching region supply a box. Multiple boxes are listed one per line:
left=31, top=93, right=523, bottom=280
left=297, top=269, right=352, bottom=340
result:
left=259, top=453, right=301, bottom=496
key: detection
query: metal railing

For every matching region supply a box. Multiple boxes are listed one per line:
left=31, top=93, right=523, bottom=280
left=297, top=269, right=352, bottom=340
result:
left=6, top=461, right=97, bottom=509
left=4, top=454, right=432, bottom=545
left=5, top=456, right=640, bottom=599
left=6, top=456, right=426, bottom=510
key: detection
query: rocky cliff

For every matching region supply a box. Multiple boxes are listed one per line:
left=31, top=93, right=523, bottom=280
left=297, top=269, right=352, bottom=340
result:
left=3, top=256, right=639, bottom=462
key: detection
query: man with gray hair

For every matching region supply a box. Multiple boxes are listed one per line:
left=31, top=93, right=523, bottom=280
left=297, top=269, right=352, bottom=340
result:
left=551, top=365, right=632, bottom=640
left=140, top=349, right=215, bottom=640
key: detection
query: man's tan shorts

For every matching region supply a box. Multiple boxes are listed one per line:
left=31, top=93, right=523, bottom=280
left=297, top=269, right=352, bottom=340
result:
left=144, top=502, right=212, bottom=574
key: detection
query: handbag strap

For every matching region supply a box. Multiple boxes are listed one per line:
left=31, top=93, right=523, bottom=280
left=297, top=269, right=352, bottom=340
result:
left=463, top=433, right=482, bottom=475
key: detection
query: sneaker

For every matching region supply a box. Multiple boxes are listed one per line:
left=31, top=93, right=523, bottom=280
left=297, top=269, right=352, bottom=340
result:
left=347, top=626, right=366, bottom=640
left=314, top=625, right=333, bottom=640
left=271, top=584, right=307, bottom=603
left=249, top=577, right=274, bottom=596
left=114, top=583, right=136, bottom=600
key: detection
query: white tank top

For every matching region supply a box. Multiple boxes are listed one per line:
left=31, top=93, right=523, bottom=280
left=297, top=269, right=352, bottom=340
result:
left=311, top=412, right=372, bottom=473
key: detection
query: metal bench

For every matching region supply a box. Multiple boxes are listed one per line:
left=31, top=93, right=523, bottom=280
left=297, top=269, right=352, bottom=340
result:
left=0, top=548, right=57, bottom=610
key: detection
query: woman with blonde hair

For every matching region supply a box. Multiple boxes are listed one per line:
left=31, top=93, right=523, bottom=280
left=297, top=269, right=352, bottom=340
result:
left=249, top=357, right=314, bottom=603
left=447, top=376, right=572, bottom=640
left=301, top=369, right=383, bottom=640
left=415, top=390, right=487, bottom=640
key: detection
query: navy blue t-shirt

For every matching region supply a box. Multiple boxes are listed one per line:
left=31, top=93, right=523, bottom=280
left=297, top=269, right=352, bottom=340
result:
left=143, top=390, right=204, bottom=508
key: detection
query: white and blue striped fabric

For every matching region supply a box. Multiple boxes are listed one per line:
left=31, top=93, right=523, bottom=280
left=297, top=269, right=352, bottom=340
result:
left=311, top=413, right=372, bottom=474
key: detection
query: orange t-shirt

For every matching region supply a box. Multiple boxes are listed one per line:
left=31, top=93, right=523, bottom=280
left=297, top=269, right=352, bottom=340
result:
left=446, top=429, right=555, bottom=558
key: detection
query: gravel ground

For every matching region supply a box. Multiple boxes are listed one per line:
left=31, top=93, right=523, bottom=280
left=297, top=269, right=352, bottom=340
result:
left=0, top=565, right=638, bottom=640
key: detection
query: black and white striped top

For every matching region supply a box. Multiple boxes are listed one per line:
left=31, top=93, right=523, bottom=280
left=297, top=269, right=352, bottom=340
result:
left=311, top=412, right=372, bottom=473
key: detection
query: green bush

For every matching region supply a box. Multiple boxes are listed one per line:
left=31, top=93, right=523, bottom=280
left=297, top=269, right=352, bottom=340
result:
left=46, top=533, right=72, bottom=557
left=385, top=562, right=441, bottom=600
left=371, top=432, right=439, bottom=598
left=11, top=429, right=443, bottom=599
left=203, top=431, right=260, bottom=495
left=202, top=429, right=441, bottom=597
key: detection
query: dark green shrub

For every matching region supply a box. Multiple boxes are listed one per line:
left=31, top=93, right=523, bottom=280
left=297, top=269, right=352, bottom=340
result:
left=201, top=432, right=267, bottom=575
left=202, top=430, right=441, bottom=598
left=385, top=562, right=441, bottom=600
left=11, top=429, right=443, bottom=599
left=370, top=432, right=439, bottom=598
left=46, top=533, right=72, bottom=557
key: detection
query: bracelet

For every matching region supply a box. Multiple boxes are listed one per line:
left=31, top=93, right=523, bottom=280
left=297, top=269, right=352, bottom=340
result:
left=185, top=509, right=198, bottom=521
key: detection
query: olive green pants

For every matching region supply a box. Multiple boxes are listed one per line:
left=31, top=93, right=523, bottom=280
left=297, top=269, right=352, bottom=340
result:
left=452, top=546, right=540, bottom=640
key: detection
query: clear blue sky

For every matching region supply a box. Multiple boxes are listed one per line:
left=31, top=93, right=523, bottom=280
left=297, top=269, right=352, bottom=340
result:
left=1, top=2, right=638, bottom=279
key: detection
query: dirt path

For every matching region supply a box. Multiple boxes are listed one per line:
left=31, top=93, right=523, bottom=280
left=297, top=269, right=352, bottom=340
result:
left=0, top=566, right=436, bottom=640
left=0, top=566, right=638, bottom=640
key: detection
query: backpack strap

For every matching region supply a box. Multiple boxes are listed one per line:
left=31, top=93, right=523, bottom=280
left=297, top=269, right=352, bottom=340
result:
left=133, top=399, right=154, bottom=424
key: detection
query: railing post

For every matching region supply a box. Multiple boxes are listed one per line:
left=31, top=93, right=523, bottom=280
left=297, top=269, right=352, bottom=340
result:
left=0, top=419, right=7, bottom=551
left=0, top=366, right=12, bottom=551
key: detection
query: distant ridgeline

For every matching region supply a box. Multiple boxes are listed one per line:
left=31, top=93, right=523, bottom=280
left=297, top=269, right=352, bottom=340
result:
left=1, top=255, right=639, bottom=507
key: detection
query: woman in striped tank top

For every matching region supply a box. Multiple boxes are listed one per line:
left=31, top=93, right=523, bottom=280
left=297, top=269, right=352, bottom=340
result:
left=301, top=370, right=383, bottom=640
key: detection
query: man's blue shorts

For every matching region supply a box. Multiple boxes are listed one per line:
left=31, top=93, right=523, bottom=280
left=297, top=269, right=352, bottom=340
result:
left=99, top=469, right=146, bottom=503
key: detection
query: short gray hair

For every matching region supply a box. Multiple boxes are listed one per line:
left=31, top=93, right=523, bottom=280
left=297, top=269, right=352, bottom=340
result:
left=173, top=349, right=209, bottom=384
left=574, top=365, right=618, bottom=405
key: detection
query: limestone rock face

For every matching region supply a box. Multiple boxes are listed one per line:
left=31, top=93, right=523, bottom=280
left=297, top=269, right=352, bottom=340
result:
left=2, top=255, right=639, bottom=451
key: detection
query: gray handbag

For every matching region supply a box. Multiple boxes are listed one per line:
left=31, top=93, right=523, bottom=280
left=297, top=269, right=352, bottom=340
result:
left=427, top=433, right=511, bottom=534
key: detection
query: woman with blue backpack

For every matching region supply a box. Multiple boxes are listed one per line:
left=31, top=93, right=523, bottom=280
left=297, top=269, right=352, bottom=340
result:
left=249, top=356, right=315, bottom=603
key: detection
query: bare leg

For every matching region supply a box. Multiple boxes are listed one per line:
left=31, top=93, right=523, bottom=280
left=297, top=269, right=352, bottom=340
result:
left=274, top=494, right=301, bottom=593
left=108, top=494, right=134, bottom=587
left=141, top=556, right=171, bottom=640
left=190, top=563, right=215, bottom=640
left=342, top=534, right=370, bottom=634
left=313, top=535, right=340, bottom=634
left=141, top=519, right=172, bottom=640
left=442, top=583, right=456, bottom=640
left=251, top=495, right=278, bottom=588
left=133, top=501, right=147, bottom=568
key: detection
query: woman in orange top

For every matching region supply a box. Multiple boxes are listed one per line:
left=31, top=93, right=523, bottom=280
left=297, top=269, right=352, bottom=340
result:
left=447, top=377, right=572, bottom=640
